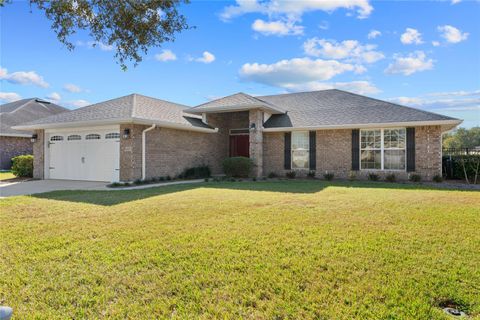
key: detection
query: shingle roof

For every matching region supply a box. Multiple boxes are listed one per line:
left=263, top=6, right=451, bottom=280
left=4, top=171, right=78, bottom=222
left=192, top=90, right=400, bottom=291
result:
left=186, top=92, right=285, bottom=114
left=257, top=90, right=459, bottom=128
left=15, top=94, right=213, bottom=130
left=0, top=98, right=67, bottom=136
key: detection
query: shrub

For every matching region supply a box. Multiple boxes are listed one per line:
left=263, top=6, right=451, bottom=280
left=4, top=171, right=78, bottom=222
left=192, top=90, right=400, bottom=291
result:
left=432, top=174, right=443, bottom=183
left=222, top=157, right=253, bottom=178
left=252, top=177, right=257, bottom=181
left=368, top=173, right=379, bottom=181
left=182, top=165, right=211, bottom=179
left=204, top=178, right=209, bottom=182
left=166, top=175, right=172, bottom=181
left=348, top=171, right=357, bottom=181
left=323, top=172, right=334, bottom=181
left=286, top=171, right=296, bottom=179
left=134, top=179, right=144, bottom=185
left=11, top=155, right=34, bottom=177
left=267, top=172, right=278, bottom=179
left=385, top=173, right=396, bottom=183
left=159, top=176, right=165, bottom=181
left=307, top=171, right=316, bottom=178
left=409, top=173, right=422, bottom=182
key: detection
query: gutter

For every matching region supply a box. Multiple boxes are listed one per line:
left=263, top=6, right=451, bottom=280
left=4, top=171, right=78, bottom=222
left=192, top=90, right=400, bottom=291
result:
left=142, top=124, right=156, bottom=180
left=0, top=133, right=33, bottom=138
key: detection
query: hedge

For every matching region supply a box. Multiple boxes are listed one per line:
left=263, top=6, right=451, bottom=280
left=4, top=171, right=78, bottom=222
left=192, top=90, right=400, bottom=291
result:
left=11, top=155, right=34, bottom=177
left=443, top=155, right=480, bottom=183
left=222, top=157, right=253, bottom=178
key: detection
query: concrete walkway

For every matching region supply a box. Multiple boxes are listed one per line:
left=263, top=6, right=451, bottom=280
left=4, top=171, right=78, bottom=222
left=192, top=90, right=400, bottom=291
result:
left=0, top=179, right=204, bottom=198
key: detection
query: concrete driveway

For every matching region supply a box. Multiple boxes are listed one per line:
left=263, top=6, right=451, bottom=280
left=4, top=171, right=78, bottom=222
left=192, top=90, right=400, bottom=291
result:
left=0, top=179, right=108, bottom=197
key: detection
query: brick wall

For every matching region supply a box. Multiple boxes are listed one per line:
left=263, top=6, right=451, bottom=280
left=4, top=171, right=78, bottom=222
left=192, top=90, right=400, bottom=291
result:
left=263, top=126, right=443, bottom=180
left=0, top=136, right=33, bottom=170
left=32, top=130, right=44, bottom=179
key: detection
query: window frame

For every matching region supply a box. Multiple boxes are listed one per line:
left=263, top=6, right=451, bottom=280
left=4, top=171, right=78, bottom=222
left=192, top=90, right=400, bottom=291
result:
left=291, top=131, right=310, bottom=170
left=85, top=133, right=101, bottom=140
left=67, top=134, right=82, bottom=141
left=105, top=132, right=120, bottom=139
left=360, top=128, right=406, bottom=171
left=50, top=135, right=64, bottom=141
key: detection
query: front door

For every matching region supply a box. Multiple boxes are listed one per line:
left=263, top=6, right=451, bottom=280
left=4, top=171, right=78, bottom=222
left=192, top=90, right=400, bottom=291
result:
left=230, top=135, right=249, bottom=157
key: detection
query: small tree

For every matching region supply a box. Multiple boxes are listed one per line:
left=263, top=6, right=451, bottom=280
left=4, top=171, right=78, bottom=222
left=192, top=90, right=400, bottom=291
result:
left=11, top=155, right=34, bottom=177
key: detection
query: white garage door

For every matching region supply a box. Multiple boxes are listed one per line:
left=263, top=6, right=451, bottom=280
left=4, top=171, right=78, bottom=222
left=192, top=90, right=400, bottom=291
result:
left=47, top=129, right=120, bottom=182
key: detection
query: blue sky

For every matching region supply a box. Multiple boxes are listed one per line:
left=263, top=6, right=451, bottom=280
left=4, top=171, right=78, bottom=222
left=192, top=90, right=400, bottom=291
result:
left=1, top=0, right=479, bottom=127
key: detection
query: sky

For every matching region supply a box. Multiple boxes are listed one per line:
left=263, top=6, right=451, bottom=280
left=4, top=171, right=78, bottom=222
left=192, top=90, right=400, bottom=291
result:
left=1, top=0, right=479, bottom=128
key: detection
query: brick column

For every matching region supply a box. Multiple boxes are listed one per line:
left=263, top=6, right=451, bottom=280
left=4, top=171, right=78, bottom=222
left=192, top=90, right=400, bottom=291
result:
left=33, top=129, right=45, bottom=179
left=249, top=109, right=263, bottom=177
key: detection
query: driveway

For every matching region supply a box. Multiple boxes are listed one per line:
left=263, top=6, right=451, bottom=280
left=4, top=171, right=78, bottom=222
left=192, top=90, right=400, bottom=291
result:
left=0, top=180, right=108, bottom=197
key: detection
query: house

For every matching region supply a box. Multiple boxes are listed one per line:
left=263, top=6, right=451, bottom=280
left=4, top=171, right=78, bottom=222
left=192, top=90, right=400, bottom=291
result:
left=13, top=90, right=462, bottom=182
left=0, top=98, right=67, bottom=169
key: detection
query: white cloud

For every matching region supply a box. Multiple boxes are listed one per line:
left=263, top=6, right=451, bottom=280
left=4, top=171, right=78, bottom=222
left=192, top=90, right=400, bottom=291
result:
left=63, top=83, right=83, bottom=93
left=437, top=25, right=468, bottom=43
left=284, top=80, right=380, bottom=95
left=319, top=21, right=329, bottom=30
left=451, top=0, right=461, bottom=4
left=195, top=51, right=216, bottom=64
left=400, top=28, right=423, bottom=45
left=77, top=40, right=114, bottom=51
left=0, top=67, right=49, bottom=88
left=432, top=41, right=440, bottom=47
left=367, top=29, right=381, bottom=39
left=252, top=19, right=303, bottom=36
left=0, top=92, right=22, bottom=103
left=385, top=51, right=433, bottom=76
left=388, top=95, right=480, bottom=112
left=303, top=38, right=384, bottom=64
left=427, top=89, right=480, bottom=97
left=239, top=58, right=357, bottom=87
left=155, top=49, right=177, bottom=62
left=67, top=100, right=91, bottom=108
left=46, top=92, right=61, bottom=102
left=220, top=0, right=374, bottom=21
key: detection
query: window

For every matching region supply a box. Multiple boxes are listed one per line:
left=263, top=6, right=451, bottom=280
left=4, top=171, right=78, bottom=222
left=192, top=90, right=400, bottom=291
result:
left=85, top=134, right=101, bottom=140
left=291, top=131, right=309, bottom=169
left=67, top=135, right=81, bottom=141
left=360, top=128, right=406, bottom=170
left=229, top=128, right=249, bottom=135
left=105, top=132, right=120, bottom=139
left=50, top=135, right=63, bottom=141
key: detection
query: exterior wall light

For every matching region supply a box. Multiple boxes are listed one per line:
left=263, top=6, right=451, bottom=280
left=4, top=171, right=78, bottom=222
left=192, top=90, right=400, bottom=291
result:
left=31, top=134, right=38, bottom=143
left=250, top=123, right=256, bottom=131
left=123, top=128, right=131, bottom=139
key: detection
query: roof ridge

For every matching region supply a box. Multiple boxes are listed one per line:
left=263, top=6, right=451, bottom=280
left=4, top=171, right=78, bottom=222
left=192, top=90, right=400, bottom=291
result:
left=258, top=89, right=336, bottom=99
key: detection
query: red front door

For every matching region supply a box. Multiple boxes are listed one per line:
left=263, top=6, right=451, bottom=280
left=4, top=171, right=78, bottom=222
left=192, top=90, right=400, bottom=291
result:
left=230, top=135, right=249, bottom=157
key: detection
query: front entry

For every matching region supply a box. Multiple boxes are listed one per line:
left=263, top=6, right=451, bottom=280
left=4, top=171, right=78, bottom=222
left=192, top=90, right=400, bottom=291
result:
left=229, top=134, right=249, bottom=157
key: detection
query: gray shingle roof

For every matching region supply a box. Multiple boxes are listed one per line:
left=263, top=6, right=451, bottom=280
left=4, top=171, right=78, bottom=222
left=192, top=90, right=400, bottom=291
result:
left=1, top=98, right=67, bottom=136
left=16, top=94, right=212, bottom=130
left=186, top=92, right=285, bottom=114
left=257, top=90, right=459, bottom=128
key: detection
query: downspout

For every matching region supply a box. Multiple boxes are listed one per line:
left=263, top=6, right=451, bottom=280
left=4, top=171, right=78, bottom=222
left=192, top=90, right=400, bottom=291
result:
left=142, top=124, right=156, bottom=180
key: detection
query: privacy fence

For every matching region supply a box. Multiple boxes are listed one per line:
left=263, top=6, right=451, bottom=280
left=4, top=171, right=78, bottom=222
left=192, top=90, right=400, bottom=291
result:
left=442, top=148, right=480, bottom=183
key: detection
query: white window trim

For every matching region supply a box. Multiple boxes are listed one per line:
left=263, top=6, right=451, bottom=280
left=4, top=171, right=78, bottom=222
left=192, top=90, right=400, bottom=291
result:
left=291, top=131, right=310, bottom=170
left=360, top=128, right=407, bottom=171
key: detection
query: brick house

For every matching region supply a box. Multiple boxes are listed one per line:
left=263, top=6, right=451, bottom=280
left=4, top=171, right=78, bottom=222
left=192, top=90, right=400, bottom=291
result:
left=0, top=98, right=67, bottom=170
left=14, top=90, right=462, bottom=182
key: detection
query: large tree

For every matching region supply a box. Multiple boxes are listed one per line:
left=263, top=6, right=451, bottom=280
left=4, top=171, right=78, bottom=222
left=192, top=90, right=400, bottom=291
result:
left=443, top=127, right=480, bottom=149
left=1, top=0, right=190, bottom=70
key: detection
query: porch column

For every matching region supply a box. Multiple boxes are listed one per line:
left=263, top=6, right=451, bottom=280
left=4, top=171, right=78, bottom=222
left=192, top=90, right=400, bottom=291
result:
left=249, top=109, right=263, bottom=177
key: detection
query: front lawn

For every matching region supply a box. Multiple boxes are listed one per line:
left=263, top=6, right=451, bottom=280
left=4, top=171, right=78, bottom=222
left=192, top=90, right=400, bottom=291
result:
left=0, top=170, right=15, bottom=181
left=1, top=181, right=479, bottom=319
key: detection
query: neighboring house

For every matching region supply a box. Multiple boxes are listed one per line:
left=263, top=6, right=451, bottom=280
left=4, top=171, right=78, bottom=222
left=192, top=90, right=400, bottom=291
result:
left=0, top=98, right=67, bottom=170
left=14, top=90, right=462, bottom=182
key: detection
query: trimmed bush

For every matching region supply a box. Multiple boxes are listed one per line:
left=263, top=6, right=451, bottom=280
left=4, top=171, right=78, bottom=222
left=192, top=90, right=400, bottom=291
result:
left=182, top=165, right=211, bottom=179
left=323, top=172, right=334, bottom=181
left=222, top=157, right=253, bottom=178
left=348, top=171, right=357, bottom=181
left=385, top=173, right=396, bottom=183
left=286, top=171, right=296, bottom=179
left=368, top=173, right=379, bottom=181
left=409, top=173, right=422, bottom=182
left=432, top=174, right=443, bottom=183
left=11, top=155, right=34, bottom=177
left=307, top=171, right=316, bottom=178
left=267, top=172, right=278, bottom=179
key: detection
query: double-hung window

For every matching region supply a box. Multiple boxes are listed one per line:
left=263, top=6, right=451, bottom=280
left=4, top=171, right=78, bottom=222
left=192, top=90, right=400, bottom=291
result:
left=291, top=131, right=309, bottom=169
left=360, top=128, right=406, bottom=170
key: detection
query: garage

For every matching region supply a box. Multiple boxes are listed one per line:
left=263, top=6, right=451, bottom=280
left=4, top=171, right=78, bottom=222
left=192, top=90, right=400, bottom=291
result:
left=46, top=127, right=120, bottom=182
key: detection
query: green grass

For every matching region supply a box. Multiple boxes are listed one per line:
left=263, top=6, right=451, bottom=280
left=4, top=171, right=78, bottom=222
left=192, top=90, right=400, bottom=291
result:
left=1, top=181, right=479, bottom=319
left=0, top=170, right=15, bottom=181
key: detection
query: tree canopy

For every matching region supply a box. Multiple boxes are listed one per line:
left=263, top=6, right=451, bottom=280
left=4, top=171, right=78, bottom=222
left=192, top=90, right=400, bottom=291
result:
left=443, top=127, right=480, bottom=149
left=1, top=0, right=190, bottom=70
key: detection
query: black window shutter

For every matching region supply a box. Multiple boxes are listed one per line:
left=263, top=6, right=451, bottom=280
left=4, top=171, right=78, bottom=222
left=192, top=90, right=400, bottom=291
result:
left=406, top=127, right=416, bottom=172
left=309, top=131, right=316, bottom=170
left=284, top=132, right=291, bottom=170
left=351, top=129, right=360, bottom=171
